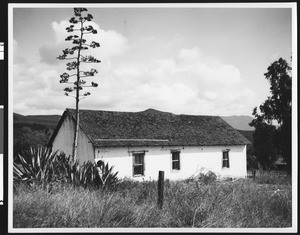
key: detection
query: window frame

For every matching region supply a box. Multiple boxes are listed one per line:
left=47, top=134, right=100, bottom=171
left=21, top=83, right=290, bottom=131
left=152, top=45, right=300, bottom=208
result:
left=132, top=152, right=145, bottom=177
left=171, top=150, right=181, bottom=171
left=222, top=149, right=230, bottom=168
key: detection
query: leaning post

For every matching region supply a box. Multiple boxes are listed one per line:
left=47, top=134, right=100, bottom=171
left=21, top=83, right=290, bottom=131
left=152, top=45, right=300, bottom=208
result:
left=252, top=168, right=256, bottom=180
left=157, top=171, right=164, bottom=209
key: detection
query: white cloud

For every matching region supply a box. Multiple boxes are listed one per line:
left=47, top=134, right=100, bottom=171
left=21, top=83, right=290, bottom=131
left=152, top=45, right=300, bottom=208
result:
left=49, top=20, right=129, bottom=62
left=51, top=21, right=69, bottom=44
left=84, top=46, right=254, bottom=116
left=204, top=91, right=218, bottom=101
left=13, top=60, right=71, bottom=115
left=13, top=18, right=131, bottom=115
left=14, top=22, right=255, bottom=116
left=13, top=39, right=26, bottom=64
left=178, top=47, right=203, bottom=62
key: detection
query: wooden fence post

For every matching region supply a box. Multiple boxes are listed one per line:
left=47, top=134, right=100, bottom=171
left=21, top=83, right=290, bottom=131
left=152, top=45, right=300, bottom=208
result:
left=252, top=169, right=256, bottom=180
left=157, top=171, right=164, bottom=209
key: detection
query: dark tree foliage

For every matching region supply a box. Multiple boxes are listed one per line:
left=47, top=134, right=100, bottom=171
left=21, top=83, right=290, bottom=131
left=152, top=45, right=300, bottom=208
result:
left=57, top=8, right=100, bottom=162
left=250, top=58, right=292, bottom=174
left=250, top=116, right=278, bottom=170
left=14, top=126, right=52, bottom=163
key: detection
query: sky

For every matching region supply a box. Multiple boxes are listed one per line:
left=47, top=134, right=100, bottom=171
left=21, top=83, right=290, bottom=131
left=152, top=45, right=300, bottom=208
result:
left=12, top=4, right=293, bottom=116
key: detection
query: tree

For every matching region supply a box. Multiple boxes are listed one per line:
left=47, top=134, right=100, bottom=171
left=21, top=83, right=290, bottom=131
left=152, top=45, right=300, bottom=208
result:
left=13, top=126, right=52, bottom=163
left=250, top=58, right=292, bottom=174
left=249, top=114, right=278, bottom=170
left=57, top=8, right=100, bottom=162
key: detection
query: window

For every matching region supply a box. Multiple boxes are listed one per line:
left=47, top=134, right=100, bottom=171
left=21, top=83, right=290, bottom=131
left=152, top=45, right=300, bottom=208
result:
left=133, top=152, right=145, bottom=176
left=222, top=150, right=230, bottom=168
left=171, top=151, right=180, bottom=170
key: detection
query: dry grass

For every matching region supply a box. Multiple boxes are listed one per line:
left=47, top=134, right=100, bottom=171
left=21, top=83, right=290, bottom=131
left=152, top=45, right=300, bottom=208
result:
left=13, top=172, right=292, bottom=228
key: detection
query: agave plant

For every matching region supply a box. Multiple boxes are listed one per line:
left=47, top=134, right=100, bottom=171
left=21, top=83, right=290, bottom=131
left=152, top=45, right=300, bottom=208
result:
left=95, top=161, right=119, bottom=190
left=78, top=161, right=98, bottom=188
left=50, top=152, right=77, bottom=184
left=13, top=147, right=59, bottom=185
left=14, top=146, right=119, bottom=190
left=71, top=160, right=119, bottom=189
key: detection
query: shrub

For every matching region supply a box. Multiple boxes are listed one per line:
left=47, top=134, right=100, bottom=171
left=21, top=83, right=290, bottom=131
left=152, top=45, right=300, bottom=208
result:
left=253, top=171, right=291, bottom=185
left=197, top=170, right=218, bottom=185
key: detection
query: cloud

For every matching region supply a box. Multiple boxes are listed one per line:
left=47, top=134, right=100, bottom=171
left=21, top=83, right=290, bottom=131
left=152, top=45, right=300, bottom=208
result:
left=14, top=20, right=254, bottom=116
left=178, top=47, right=203, bottom=62
left=13, top=60, right=70, bottom=115
left=39, top=20, right=129, bottom=66
left=39, top=44, right=61, bottom=65
left=82, top=46, right=254, bottom=116
left=203, top=91, right=218, bottom=101
left=13, top=39, right=26, bottom=64
left=13, top=19, right=131, bottom=115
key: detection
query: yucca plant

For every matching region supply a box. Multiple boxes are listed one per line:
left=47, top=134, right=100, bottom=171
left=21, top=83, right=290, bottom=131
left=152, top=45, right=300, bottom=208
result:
left=13, top=147, right=59, bottom=186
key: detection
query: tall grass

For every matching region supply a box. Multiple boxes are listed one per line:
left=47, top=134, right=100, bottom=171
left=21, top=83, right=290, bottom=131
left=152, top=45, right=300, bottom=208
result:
left=252, top=170, right=291, bottom=185
left=13, top=148, right=291, bottom=228
left=13, top=174, right=292, bottom=228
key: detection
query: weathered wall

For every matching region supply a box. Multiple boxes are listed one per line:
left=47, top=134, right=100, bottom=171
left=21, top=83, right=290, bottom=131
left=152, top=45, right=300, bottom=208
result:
left=51, top=115, right=94, bottom=164
left=95, top=145, right=247, bottom=181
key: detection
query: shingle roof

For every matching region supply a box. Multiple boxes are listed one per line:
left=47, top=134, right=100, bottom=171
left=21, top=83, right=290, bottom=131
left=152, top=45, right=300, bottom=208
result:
left=57, top=108, right=250, bottom=147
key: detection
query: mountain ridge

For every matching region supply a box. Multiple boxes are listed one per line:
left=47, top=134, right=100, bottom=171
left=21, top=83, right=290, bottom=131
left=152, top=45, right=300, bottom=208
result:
left=13, top=112, right=254, bottom=131
left=14, top=113, right=61, bottom=128
left=220, top=115, right=254, bottom=131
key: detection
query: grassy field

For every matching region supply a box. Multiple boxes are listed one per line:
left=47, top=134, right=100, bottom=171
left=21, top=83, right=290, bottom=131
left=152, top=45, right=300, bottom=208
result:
left=13, top=172, right=292, bottom=228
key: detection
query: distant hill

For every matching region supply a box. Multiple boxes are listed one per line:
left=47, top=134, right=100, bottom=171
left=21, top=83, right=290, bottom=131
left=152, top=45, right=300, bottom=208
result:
left=220, top=115, right=254, bottom=144
left=13, top=112, right=254, bottom=145
left=14, top=113, right=61, bottom=129
left=13, top=113, right=254, bottom=131
left=237, top=130, right=253, bottom=144
left=220, top=115, right=254, bottom=131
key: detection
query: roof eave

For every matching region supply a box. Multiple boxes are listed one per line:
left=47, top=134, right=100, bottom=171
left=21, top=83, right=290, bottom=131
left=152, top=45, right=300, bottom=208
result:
left=93, top=142, right=250, bottom=148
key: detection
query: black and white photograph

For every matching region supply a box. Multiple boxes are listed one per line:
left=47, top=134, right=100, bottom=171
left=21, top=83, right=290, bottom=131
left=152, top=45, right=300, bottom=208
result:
left=4, top=2, right=297, bottom=233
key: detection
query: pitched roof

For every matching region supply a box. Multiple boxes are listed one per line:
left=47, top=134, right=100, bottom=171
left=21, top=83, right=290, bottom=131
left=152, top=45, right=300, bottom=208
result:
left=50, top=108, right=250, bottom=147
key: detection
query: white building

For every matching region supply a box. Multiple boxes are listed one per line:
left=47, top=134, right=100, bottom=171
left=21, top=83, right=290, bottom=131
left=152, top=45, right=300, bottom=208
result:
left=48, top=108, right=250, bottom=180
